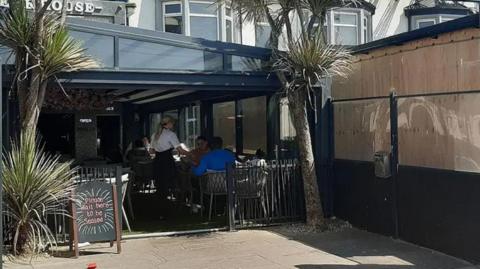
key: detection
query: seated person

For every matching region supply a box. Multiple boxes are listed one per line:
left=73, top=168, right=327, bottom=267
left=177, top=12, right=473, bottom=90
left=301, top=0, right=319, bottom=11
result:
left=189, top=136, right=210, bottom=166
left=192, top=136, right=235, bottom=176
left=249, top=148, right=267, bottom=166
left=127, top=139, right=150, bottom=163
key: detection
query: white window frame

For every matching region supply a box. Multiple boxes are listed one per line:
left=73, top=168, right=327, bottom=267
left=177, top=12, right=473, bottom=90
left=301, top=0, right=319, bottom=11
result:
left=331, top=11, right=358, bottom=45
left=439, top=15, right=460, bottom=23
left=416, top=18, right=436, bottom=29
left=223, top=2, right=234, bottom=42
left=183, top=105, right=200, bottom=149
left=189, top=0, right=219, bottom=40
left=162, top=1, right=183, bottom=33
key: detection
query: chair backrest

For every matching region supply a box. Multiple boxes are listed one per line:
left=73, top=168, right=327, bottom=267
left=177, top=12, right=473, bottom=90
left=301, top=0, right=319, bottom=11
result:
left=131, top=160, right=154, bottom=183
left=201, top=171, right=227, bottom=195
left=76, top=164, right=118, bottom=184
left=234, top=166, right=268, bottom=198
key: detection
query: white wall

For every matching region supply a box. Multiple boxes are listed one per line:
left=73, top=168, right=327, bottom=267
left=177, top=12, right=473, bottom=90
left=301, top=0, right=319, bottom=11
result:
left=240, top=18, right=256, bottom=46
left=129, top=0, right=156, bottom=30
left=370, top=0, right=477, bottom=40
left=371, top=0, right=410, bottom=40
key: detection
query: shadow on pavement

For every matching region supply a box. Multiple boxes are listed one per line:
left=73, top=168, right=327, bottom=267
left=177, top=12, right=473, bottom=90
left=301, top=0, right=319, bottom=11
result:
left=267, top=226, right=472, bottom=269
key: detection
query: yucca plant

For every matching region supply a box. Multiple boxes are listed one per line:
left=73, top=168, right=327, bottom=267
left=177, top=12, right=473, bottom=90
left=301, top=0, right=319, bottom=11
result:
left=2, top=130, right=76, bottom=255
left=215, top=0, right=357, bottom=227
left=0, top=0, right=97, bottom=133
left=274, top=36, right=353, bottom=226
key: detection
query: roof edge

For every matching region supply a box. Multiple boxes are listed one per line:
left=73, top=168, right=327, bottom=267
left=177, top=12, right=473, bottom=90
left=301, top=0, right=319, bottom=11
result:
left=352, top=13, right=480, bottom=55
left=66, top=17, right=273, bottom=59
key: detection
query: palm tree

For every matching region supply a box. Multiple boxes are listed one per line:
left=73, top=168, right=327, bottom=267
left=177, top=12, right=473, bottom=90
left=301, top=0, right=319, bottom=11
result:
left=218, top=0, right=355, bottom=227
left=0, top=0, right=96, bottom=133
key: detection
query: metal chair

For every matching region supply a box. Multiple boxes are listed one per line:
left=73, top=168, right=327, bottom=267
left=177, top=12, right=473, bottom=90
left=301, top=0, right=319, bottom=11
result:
left=199, top=171, right=227, bottom=221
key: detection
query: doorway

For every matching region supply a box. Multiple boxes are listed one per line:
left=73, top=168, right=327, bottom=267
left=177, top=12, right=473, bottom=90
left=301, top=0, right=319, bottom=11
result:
left=97, top=115, right=122, bottom=163
left=37, top=113, right=75, bottom=157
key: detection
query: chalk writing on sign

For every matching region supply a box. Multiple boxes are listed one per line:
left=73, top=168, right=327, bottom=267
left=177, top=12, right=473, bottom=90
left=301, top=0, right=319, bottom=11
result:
left=76, top=187, right=115, bottom=236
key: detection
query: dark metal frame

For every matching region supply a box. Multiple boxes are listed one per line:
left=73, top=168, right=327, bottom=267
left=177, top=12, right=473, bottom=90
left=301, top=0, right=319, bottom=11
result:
left=353, top=13, right=480, bottom=54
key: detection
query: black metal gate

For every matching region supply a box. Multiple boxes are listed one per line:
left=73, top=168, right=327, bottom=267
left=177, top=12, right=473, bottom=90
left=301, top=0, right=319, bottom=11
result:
left=225, top=159, right=305, bottom=230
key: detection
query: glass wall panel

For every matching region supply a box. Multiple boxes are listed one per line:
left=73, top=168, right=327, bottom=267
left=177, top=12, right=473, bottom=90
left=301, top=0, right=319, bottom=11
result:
left=280, top=98, right=296, bottom=140
left=213, top=101, right=236, bottom=152
left=190, top=16, right=217, bottom=40
left=149, top=113, right=162, bottom=137
left=279, top=98, right=297, bottom=158
left=179, top=105, right=201, bottom=149
left=70, top=31, right=115, bottom=67
left=119, top=38, right=206, bottom=70
left=186, top=105, right=201, bottom=148
left=398, top=93, right=480, bottom=173
left=204, top=51, right=223, bottom=71
left=241, top=96, right=267, bottom=155
left=226, top=55, right=262, bottom=72
left=163, top=109, right=179, bottom=134
left=0, top=46, right=14, bottom=65
left=333, top=99, right=390, bottom=161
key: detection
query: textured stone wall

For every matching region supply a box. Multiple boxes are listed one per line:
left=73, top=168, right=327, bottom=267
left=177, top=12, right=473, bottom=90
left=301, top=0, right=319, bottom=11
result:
left=75, top=112, right=98, bottom=161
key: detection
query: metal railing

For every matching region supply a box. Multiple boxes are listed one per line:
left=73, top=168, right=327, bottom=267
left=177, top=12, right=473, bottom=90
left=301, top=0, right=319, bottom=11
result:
left=227, top=159, right=305, bottom=229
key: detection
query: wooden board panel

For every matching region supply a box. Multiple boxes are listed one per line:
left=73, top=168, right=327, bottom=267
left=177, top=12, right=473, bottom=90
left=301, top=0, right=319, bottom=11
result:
left=332, top=62, right=362, bottom=100
left=334, top=99, right=390, bottom=161
left=398, top=93, right=480, bottom=172
left=332, top=29, right=480, bottom=100
left=457, top=39, right=480, bottom=90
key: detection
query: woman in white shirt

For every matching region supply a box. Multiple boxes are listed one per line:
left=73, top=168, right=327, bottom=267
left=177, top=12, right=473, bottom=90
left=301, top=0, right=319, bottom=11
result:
left=149, top=116, right=189, bottom=200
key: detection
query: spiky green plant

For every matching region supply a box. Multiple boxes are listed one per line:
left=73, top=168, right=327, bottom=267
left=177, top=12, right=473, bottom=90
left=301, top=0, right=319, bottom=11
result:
left=0, top=1, right=97, bottom=133
left=273, top=35, right=353, bottom=226
left=274, top=36, right=353, bottom=94
left=2, top=131, right=76, bottom=255
left=214, top=0, right=357, bottom=227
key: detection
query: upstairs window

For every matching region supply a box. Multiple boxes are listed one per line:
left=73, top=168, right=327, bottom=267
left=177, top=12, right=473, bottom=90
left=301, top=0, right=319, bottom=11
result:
left=332, top=11, right=358, bottom=45
left=163, top=2, right=183, bottom=34
left=189, top=1, right=218, bottom=40
left=416, top=18, right=435, bottom=29
left=225, top=3, right=233, bottom=42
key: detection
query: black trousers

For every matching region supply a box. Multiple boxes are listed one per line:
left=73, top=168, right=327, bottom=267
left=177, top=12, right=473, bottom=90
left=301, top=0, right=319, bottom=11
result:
left=154, top=149, right=176, bottom=198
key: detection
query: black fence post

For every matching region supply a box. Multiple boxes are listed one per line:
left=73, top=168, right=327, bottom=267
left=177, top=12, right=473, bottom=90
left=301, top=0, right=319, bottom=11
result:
left=326, top=97, right=335, bottom=217
left=115, top=166, right=123, bottom=233
left=226, top=164, right=236, bottom=231
left=389, top=92, right=400, bottom=238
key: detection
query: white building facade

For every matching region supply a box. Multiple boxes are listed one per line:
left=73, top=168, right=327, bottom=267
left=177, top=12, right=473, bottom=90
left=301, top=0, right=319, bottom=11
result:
left=126, top=0, right=479, bottom=48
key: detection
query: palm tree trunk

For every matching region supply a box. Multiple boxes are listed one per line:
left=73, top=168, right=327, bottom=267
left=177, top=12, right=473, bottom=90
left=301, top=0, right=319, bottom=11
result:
left=288, top=89, right=325, bottom=227
left=18, top=68, right=43, bottom=134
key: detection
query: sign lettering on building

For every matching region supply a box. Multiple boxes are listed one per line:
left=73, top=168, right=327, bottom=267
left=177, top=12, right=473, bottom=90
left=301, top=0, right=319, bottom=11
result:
left=0, top=0, right=105, bottom=15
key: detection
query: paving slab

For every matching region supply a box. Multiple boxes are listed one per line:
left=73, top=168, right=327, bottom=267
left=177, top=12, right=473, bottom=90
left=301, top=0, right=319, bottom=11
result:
left=4, top=227, right=474, bottom=269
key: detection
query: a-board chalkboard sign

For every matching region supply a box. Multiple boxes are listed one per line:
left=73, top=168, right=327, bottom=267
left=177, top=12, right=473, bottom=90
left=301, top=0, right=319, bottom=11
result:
left=71, top=181, right=121, bottom=257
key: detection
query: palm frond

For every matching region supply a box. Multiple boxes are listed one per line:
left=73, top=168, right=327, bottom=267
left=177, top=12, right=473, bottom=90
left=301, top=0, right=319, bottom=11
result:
left=40, top=25, right=98, bottom=77
left=273, top=35, right=353, bottom=92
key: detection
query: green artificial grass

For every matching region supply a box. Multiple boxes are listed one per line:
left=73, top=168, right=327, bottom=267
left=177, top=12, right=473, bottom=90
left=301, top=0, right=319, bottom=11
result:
left=121, top=193, right=227, bottom=235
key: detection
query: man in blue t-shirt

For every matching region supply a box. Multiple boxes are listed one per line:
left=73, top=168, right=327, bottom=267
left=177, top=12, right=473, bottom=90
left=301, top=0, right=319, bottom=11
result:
left=192, top=136, right=235, bottom=176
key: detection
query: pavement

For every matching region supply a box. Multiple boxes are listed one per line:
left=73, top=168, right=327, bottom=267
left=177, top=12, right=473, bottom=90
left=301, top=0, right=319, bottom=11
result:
left=4, top=227, right=478, bottom=269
